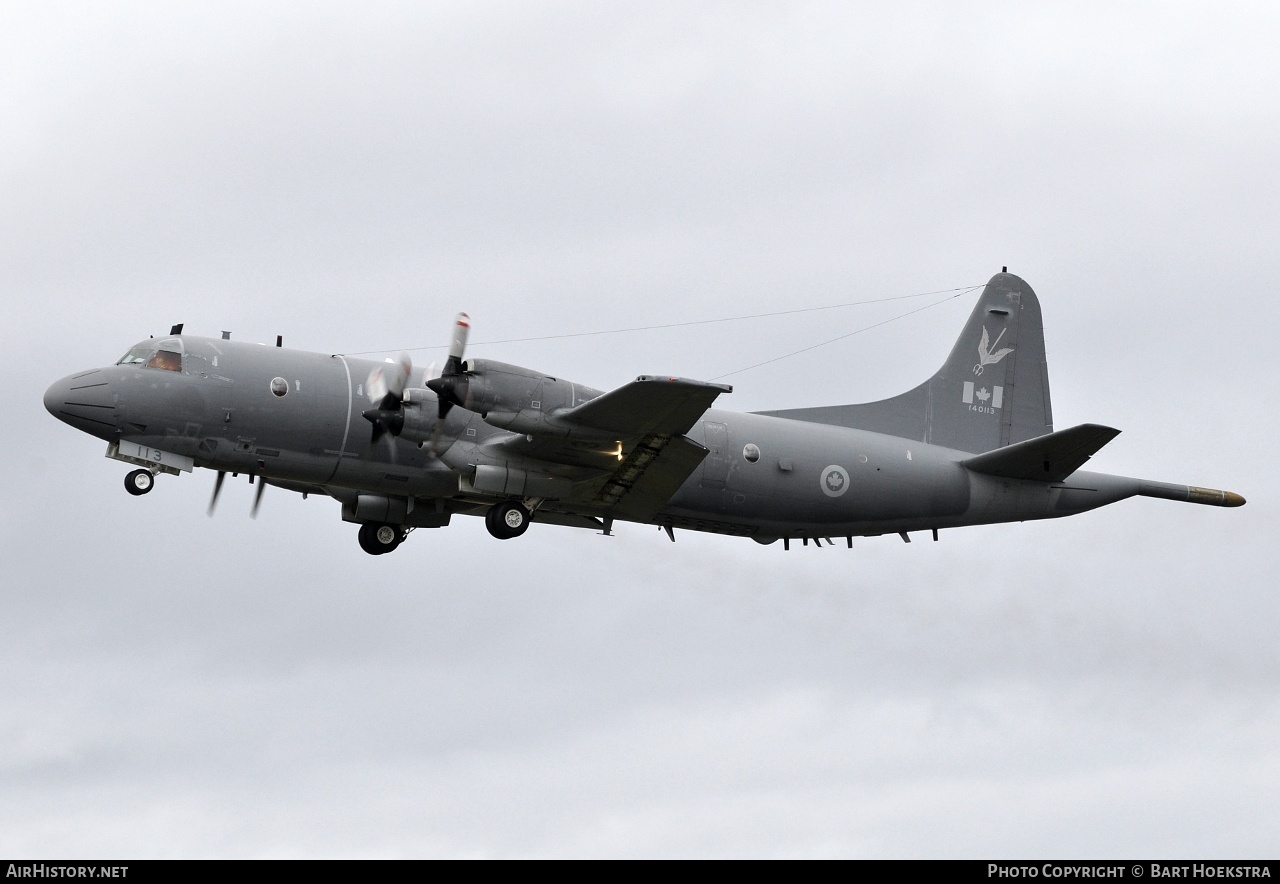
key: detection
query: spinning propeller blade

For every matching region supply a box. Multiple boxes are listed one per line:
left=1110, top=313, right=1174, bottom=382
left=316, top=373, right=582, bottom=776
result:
left=426, top=313, right=470, bottom=419
left=363, top=353, right=412, bottom=447
left=207, top=470, right=226, bottom=517
left=251, top=477, right=266, bottom=519
left=359, top=315, right=468, bottom=456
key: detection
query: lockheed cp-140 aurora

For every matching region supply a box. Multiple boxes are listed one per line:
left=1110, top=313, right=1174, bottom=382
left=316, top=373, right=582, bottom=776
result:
left=44, top=271, right=1244, bottom=555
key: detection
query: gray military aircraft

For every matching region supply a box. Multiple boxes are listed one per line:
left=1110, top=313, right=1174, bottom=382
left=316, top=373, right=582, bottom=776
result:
left=44, top=271, right=1244, bottom=555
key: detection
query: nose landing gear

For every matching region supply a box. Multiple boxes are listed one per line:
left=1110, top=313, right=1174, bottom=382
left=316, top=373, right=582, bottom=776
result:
left=124, top=469, right=155, bottom=496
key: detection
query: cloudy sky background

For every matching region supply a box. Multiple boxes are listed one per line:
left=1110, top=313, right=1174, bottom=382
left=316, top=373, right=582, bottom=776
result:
left=3, top=1, right=1277, bottom=857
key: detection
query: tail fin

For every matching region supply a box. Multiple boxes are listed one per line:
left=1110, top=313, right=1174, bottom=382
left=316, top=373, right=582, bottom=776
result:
left=759, top=271, right=1053, bottom=453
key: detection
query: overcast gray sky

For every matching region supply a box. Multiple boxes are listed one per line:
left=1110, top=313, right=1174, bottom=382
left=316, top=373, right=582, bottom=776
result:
left=4, top=1, right=1277, bottom=858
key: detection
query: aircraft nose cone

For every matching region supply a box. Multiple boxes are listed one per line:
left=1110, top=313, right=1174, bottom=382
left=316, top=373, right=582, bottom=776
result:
left=43, top=376, right=69, bottom=418
left=45, top=369, right=118, bottom=438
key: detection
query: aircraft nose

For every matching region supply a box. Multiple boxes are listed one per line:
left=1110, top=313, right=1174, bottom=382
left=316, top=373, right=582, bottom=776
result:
left=44, top=370, right=117, bottom=437
left=43, top=377, right=65, bottom=418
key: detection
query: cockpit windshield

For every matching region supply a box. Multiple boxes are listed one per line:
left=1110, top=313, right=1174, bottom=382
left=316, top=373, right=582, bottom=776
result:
left=117, top=347, right=151, bottom=365
left=117, top=340, right=184, bottom=372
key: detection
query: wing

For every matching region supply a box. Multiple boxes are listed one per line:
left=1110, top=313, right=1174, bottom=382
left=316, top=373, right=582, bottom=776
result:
left=496, top=375, right=731, bottom=518
left=560, top=375, right=731, bottom=438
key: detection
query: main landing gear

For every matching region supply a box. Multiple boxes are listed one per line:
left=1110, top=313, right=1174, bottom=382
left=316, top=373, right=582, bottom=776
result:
left=357, top=501, right=531, bottom=551
left=124, top=469, right=155, bottom=496
left=485, top=500, right=531, bottom=540
left=358, top=522, right=405, bottom=555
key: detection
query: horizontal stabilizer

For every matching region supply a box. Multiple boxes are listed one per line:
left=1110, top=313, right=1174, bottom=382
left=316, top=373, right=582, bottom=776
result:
left=962, top=423, right=1121, bottom=482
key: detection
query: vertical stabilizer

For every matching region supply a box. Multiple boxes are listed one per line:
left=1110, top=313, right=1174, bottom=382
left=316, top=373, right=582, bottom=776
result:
left=758, top=272, right=1053, bottom=453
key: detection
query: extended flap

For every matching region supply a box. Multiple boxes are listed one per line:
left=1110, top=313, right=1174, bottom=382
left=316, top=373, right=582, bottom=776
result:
left=597, top=434, right=709, bottom=520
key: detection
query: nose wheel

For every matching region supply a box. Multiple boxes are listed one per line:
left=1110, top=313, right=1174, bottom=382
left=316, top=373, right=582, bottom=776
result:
left=485, top=501, right=531, bottom=539
left=358, top=522, right=404, bottom=555
left=124, top=469, right=155, bottom=496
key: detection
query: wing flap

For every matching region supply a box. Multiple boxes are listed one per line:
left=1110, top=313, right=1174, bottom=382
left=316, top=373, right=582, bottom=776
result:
left=486, top=376, right=727, bottom=516
left=596, top=434, right=709, bottom=520
left=961, top=423, right=1120, bottom=482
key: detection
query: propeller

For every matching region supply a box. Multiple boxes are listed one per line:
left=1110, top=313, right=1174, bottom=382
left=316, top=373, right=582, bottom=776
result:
left=206, top=470, right=263, bottom=519
left=251, top=474, right=266, bottom=519
left=207, top=470, right=226, bottom=516
left=425, top=313, right=470, bottom=419
left=362, top=353, right=412, bottom=448
left=358, top=315, right=467, bottom=454
left=414, top=355, right=461, bottom=458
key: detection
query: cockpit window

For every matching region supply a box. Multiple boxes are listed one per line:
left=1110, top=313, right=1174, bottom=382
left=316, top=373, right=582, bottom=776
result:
left=117, top=346, right=183, bottom=372
left=145, top=349, right=183, bottom=372
left=117, top=347, right=151, bottom=365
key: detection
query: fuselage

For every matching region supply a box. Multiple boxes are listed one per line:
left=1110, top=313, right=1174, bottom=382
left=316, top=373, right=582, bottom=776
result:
left=44, top=333, right=1149, bottom=543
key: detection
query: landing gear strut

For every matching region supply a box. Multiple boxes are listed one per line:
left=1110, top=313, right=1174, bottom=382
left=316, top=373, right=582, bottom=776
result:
left=485, top=501, right=531, bottom=539
left=358, top=522, right=404, bottom=555
left=124, top=469, right=154, bottom=496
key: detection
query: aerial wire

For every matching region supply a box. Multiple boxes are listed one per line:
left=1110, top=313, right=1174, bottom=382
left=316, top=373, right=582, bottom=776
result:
left=709, top=285, right=981, bottom=381
left=341, top=283, right=983, bottom=358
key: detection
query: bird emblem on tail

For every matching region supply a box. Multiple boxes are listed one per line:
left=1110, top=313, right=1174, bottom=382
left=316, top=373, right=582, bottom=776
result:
left=973, top=326, right=1014, bottom=375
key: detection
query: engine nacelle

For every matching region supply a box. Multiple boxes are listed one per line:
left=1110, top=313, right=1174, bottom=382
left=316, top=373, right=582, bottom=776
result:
left=341, top=493, right=451, bottom=528
left=459, top=359, right=605, bottom=436
left=470, top=464, right=575, bottom=498
left=409, top=360, right=609, bottom=441
left=395, top=388, right=440, bottom=444
left=459, top=359, right=568, bottom=415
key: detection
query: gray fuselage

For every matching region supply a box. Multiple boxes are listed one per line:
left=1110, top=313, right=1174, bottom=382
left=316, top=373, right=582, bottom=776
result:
left=45, top=333, right=1151, bottom=543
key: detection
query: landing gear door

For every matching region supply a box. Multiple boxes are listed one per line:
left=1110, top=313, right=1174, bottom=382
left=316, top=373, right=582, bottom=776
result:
left=107, top=440, right=195, bottom=476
